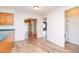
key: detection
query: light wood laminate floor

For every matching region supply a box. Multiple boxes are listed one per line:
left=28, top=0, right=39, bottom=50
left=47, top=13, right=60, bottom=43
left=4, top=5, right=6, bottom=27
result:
left=11, top=39, right=79, bottom=53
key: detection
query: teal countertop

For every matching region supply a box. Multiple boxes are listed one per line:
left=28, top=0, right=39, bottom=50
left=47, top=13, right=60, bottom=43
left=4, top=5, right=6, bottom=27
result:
left=0, top=29, right=15, bottom=41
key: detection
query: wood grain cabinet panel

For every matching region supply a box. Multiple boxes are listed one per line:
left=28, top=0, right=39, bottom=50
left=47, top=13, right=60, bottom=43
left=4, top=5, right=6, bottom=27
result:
left=0, top=14, right=6, bottom=25
left=0, top=13, right=14, bottom=25
left=0, top=32, right=14, bottom=53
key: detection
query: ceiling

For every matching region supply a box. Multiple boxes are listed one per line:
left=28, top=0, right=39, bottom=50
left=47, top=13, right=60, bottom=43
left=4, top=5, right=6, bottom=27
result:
left=0, top=6, right=56, bottom=15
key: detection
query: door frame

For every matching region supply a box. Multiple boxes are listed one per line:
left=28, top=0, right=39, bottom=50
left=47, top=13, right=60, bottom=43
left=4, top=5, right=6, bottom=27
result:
left=24, top=18, right=37, bottom=40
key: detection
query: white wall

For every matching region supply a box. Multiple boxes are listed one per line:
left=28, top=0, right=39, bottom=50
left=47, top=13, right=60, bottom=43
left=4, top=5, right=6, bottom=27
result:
left=0, top=7, right=43, bottom=41
left=44, top=7, right=73, bottom=47
left=67, top=16, right=79, bottom=45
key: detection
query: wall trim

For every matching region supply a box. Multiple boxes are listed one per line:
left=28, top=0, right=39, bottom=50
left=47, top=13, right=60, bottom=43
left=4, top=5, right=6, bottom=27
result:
left=69, top=40, right=79, bottom=46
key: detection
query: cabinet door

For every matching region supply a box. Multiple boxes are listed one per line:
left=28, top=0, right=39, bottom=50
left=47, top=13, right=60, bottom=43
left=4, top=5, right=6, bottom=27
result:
left=5, top=14, right=14, bottom=25
left=0, top=13, right=14, bottom=25
left=0, top=13, right=6, bottom=25
left=0, top=32, right=14, bottom=53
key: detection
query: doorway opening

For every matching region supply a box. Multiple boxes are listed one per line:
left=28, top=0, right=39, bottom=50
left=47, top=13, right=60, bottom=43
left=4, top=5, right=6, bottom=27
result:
left=43, top=17, right=47, bottom=40
left=24, top=18, right=37, bottom=41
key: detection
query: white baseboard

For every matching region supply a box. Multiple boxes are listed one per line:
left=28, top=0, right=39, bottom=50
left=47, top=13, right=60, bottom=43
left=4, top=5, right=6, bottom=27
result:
left=69, top=40, right=79, bottom=46
left=47, top=39, right=64, bottom=48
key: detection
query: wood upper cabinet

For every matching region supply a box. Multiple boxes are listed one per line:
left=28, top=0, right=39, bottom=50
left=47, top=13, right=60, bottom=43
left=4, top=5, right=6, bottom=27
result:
left=65, top=7, right=79, bottom=18
left=0, top=13, right=14, bottom=25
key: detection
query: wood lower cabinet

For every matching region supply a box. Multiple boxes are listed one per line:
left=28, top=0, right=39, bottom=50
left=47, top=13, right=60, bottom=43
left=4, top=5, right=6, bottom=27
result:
left=0, top=33, right=14, bottom=53
left=0, top=12, right=14, bottom=25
